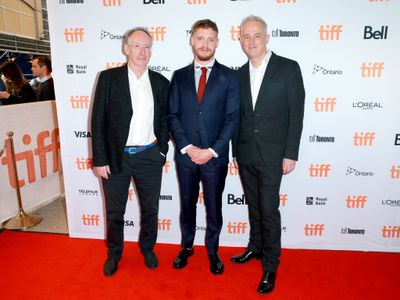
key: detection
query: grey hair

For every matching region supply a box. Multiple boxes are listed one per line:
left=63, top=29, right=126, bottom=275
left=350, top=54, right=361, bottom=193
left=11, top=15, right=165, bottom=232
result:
left=240, top=15, right=268, bottom=35
left=123, top=27, right=153, bottom=46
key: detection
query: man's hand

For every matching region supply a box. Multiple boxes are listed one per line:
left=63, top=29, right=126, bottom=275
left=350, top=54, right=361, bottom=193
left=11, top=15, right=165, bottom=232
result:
left=233, top=157, right=239, bottom=169
left=93, top=165, right=111, bottom=179
left=192, top=149, right=214, bottom=165
left=282, top=158, right=296, bottom=175
left=187, top=145, right=201, bottom=160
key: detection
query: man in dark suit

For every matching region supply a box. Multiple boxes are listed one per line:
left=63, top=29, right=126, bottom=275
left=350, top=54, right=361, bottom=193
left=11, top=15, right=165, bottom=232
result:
left=91, top=27, right=169, bottom=276
left=31, top=57, right=55, bottom=101
left=168, top=19, right=240, bottom=275
left=231, top=16, right=305, bottom=294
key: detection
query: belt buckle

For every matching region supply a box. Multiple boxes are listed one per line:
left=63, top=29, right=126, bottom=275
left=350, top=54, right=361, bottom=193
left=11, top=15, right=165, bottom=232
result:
left=128, top=147, right=137, bottom=154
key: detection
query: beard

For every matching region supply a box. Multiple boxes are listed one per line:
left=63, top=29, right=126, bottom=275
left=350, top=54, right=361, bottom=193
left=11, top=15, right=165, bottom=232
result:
left=193, top=47, right=216, bottom=62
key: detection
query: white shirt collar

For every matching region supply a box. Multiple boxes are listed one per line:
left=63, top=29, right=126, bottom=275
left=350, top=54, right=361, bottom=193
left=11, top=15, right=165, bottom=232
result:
left=249, top=51, right=271, bottom=72
left=38, top=75, right=52, bottom=83
left=127, top=65, right=149, bottom=83
left=194, top=58, right=215, bottom=71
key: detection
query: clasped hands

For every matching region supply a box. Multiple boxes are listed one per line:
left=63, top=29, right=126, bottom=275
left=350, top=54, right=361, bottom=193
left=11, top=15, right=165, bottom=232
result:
left=187, top=146, right=214, bottom=165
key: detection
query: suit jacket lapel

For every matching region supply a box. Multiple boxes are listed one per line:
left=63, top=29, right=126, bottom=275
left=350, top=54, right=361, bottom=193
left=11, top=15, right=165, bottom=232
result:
left=241, top=62, right=253, bottom=112
left=120, top=64, right=133, bottom=111
left=149, top=69, right=160, bottom=119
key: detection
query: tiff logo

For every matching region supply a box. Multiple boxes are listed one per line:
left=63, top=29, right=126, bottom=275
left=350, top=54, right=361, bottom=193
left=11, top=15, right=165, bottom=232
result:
left=276, top=0, right=296, bottom=2
left=309, top=164, right=331, bottom=177
left=70, top=96, right=90, bottom=109
left=319, top=25, right=343, bottom=40
left=314, top=97, right=336, bottom=112
left=382, top=225, right=400, bottom=238
left=390, top=165, right=400, bottom=179
left=64, top=28, right=84, bottom=42
left=82, top=214, right=100, bottom=226
left=76, top=157, right=92, bottom=170
left=228, top=161, right=238, bottom=175
left=364, top=26, right=388, bottom=39
left=361, top=62, right=384, bottom=78
left=198, top=191, right=204, bottom=204
left=230, top=26, right=240, bottom=41
left=353, top=132, right=375, bottom=146
left=158, top=219, right=172, bottom=230
left=146, top=26, right=166, bottom=41
left=280, top=193, right=288, bottom=207
left=187, top=0, right=207, bottom=4
left=304, top=224, right=325, bottom=236
left=1, top=130, right=60, bottom=189
left=227, top=222, right=247, bottom=234
left=103, top=0, right=121, bottom=6
left=346, top=195, right=367, bottom=208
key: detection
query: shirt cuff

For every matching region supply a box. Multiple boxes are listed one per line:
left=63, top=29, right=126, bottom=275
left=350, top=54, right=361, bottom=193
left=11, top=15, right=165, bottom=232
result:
left=208, top=148, right=218, bottom=158
left=181, top=144, right=193, bottom=154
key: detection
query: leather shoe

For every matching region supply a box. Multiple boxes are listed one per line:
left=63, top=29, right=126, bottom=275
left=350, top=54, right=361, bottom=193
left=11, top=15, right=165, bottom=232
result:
left=143, top=251, right=158, bottom=269
left=173, top=248, right=194, bottom=269
left=103, top=258, right=119, bottom=276
left=257, top=272, right=276, bottom=294
left=230, top=249, right=261, bottom=264
left=208, top=253, right=224, bottom=275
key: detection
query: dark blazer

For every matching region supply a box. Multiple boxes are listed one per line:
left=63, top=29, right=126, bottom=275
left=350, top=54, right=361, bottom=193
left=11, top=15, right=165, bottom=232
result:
left=37, top=77, right=55, bottom=101
left=233, top=52, right=305, bottom=164
left=168, top=60, right=240, bottom=162
left=91, top=65, right=170, bottom=174
left=0, top=83, right=36, bottom=105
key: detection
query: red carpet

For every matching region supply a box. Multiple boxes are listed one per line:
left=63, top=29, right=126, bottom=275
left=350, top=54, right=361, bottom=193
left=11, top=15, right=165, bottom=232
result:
left=0, top=230, right=399, bottom=299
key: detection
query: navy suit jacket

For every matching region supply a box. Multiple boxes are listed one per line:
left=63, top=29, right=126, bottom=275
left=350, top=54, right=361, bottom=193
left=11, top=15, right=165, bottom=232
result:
left=168, top=60, right=240, bottom=162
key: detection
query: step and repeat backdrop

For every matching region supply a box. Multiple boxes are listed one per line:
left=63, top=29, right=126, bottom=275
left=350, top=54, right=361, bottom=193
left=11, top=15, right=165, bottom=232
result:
left=47, top=0, right=399, bottom=252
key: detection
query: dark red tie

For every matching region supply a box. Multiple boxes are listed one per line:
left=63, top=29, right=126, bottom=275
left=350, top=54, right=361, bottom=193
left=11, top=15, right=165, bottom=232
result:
left=197, top=67, right=207, bottom=103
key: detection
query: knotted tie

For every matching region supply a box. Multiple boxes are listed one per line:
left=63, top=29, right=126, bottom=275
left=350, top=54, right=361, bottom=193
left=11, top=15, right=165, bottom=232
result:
left=197, top=67, right=207, bottom=103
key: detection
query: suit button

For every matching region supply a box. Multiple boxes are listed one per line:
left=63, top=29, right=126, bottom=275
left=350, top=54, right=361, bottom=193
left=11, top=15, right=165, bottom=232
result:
left=254, top=129, right=259, bottom=133
left=198, top=111, right=202, bottom=115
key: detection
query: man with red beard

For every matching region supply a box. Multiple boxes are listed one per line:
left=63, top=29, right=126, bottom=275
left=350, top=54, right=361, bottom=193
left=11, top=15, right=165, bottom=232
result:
left=168, top=19, right=240, bottom=275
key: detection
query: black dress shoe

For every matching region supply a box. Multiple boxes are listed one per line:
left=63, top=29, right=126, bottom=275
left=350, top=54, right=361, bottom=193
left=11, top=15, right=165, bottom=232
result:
left=103, top=258, right=119, bottom=276
left=173, top=248, right=194, bottom=269
left=257, top=272, right=276, bottom=294
left=208, top=253, right=224, bottom=275
left=143, top=251, right=158, bottom=269
left=230, top=249, right=261, bottom=264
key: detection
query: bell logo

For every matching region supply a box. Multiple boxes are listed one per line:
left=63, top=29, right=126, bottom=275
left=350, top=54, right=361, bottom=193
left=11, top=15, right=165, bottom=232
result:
left=390, top=165, right=400, bottom=179
left=319, top=25, right=343, bottom=40
left=394, top=134, right=400, bottom=146
left=353, top=132, right=375, bottom=146
left=309, top=164, right=331, bottom=177
left=228, top=161, right=238, bottom=175
left=158, top=219, right=172, bottom=231
left=146, top=26, right=166, bottom=41
left=361, top=62, right=384, bottom=78
left=1, top=130, right=60, bottom=189
left=346, top=195, right=367, bottom=208
left=304, top=224, right=325, bottom=236
left=105, top=62, right=125, bottom=69
left=198, top=191, right=204, bottom=204
left=230, top=26, right=240, bottom=41
left=64, top=28, right=84, bottom=43
left=103, top=0, right=121, bottom=6
left=187, top=0, right=207, bottom=4
left=70, top=96, right=90, bottom=109
left=76, top=157, right=92, bottom=170
left=382, top=225, right=400, bottom=238
left=314, top=97, right=336, bottom=112
left=227, top=222, right=247, bottom=234
left=280, top=193, right=288, bottom=207
left=82, top=214, right=100, bottom=226
left=364, top=26, right=388, bottom=39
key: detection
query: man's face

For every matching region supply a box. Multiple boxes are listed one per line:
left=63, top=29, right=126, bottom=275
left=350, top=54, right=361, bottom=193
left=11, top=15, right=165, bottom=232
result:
left=31, top=59, right=45, bottom=78
left=123, top=31, right=152, bottom=69
left=191, top=27, right=219, bottom=63
left=240, top=20, right=269, bottom=61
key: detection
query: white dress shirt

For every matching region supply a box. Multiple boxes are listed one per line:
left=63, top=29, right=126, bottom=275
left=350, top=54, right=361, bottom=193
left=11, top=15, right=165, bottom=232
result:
left=125, top=66, right=156, bottom=146
left=249, top=51, right=272, bottom=109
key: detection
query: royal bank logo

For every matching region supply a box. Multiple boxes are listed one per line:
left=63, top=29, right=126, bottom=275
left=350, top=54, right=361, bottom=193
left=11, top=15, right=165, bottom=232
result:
left=381, top=199, right=400, bottom=207
left=78, top=189, right=98, bottom=196
left=312, top=64, right=343, bottom=75
left=100, top=30, right=124, bottom=40
left=66, top=64, right=87, bottom=74
left=59, top=0, right=84, bottom=3
left=341, top=227, right=365, bottom=235
left=352, top=101, right=383, bottom=110
left=306, top=196, right=328, bottom=206
left=346, top=167, right=374, bottom=177
left=309, top=135, right=335, bottom=143
left=271, top=28, right=300, bottom=38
